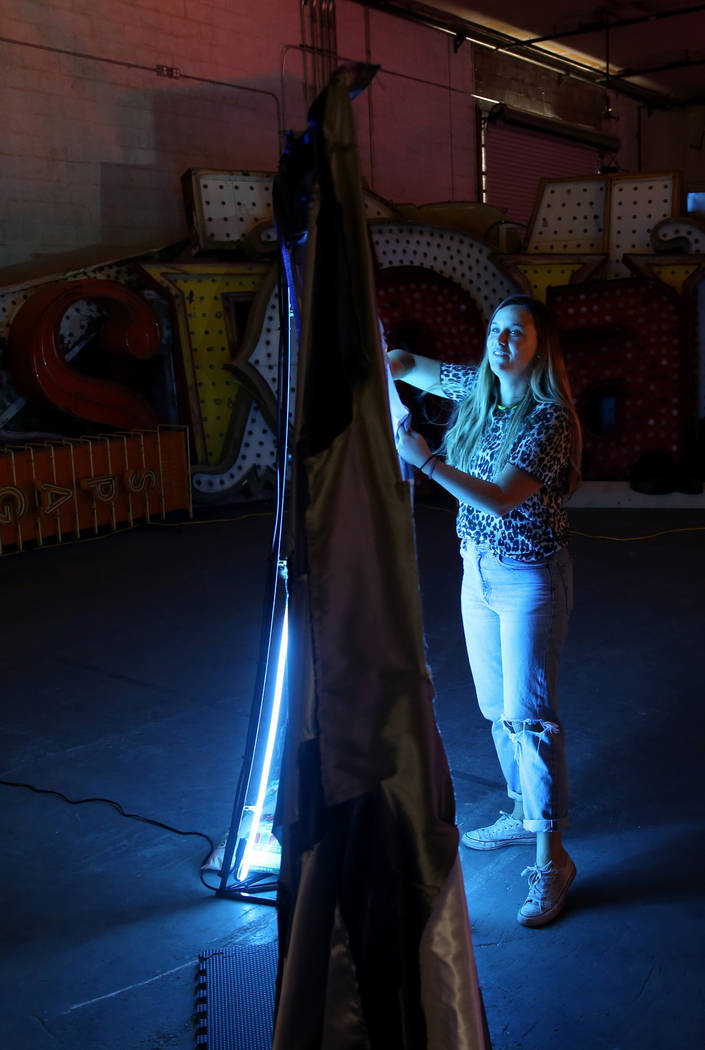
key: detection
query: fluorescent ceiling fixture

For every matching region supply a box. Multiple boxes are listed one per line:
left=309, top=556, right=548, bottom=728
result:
left=433, top=3, right=629, bottom=77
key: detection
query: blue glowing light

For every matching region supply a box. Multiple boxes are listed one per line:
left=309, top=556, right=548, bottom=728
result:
left=237, top=603, right=288, bottom=882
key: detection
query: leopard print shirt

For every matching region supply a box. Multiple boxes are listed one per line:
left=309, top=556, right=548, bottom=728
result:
left=439, top=362, right=572, bottom=562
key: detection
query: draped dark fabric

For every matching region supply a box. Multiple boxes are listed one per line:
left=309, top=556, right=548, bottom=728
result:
left=272, top=66, right=490, bottom=1050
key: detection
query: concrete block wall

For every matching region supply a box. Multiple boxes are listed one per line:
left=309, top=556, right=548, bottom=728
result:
left=0, top=0, right=476, bottom=279
left=337, top=6, right=477, bottom=204
left=0, top=0, right=476, bottom=278
left=0, top=0, right=298, bottom=276
left=0, top=0, right=692, bottom=281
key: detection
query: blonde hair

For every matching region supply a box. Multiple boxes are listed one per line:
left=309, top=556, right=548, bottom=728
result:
left=443, top=296, right=582, bottom=493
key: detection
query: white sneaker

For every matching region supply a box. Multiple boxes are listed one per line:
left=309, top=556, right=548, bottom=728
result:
left=461, top=811, right=536, bottom=851
left=517, top=855, right=576, bottom=927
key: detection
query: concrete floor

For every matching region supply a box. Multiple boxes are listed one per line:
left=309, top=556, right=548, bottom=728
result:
left=1, top=500, right=704, bottom=1050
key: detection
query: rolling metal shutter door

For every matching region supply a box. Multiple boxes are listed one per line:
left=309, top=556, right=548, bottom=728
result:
left=485, top=121, right=600, bottom=229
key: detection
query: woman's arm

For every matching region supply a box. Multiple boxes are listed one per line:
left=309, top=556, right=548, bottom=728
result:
left=386, top=348, right=443, bottom=394
left=396, top=427, right=541, bottom=516
left=431, top=460, right=541, bottom=516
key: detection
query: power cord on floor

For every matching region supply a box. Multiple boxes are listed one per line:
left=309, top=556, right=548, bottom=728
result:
left=199, top=866, right=279, bottom=895
left=149, top=511, right=275, bottom=527
left=0, top=778, right=218, bottom=890
left=419, top=501, right=705, bottom=543
left=571, top=525, right=705, bottom=542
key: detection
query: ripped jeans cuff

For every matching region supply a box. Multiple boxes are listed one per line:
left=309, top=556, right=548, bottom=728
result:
left=500, top=716, right=569, bottom=830
left=522, top=816, right=571, bottom=833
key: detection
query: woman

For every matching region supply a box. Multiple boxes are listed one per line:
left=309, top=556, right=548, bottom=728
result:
left=388, top=294, right=582, bottom=928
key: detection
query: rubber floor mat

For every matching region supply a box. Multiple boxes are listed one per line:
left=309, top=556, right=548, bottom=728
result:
left=196, top=941, right=277, bottom=1049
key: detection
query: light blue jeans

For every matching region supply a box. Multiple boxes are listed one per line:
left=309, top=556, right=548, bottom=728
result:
left=460, top=542, right=573, bottom=832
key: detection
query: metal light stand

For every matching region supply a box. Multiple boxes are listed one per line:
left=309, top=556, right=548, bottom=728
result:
left=214, top=254, right=295, bottom=904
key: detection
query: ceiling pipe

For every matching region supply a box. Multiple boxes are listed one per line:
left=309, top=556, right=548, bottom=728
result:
left=606, top=54, right=705, bottom=81
left=503, top=2, right=705, bottom=49
left=349, top=0, right=700, bottom=109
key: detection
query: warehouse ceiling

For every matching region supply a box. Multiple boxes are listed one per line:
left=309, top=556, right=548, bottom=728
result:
left=362, top=1, right=705, bottom=106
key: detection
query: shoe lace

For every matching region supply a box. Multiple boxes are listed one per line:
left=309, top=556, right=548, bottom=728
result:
left=520, top=862, right=557, bottom=901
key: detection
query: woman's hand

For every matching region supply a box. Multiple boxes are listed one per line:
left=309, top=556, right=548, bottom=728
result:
left=398, top=423, right=544, bottom=513
left=386, top=348, right=415, bottom=381
left=396, top=426, right=433, bottom=470
left=385, top=347, right=443, bottom=394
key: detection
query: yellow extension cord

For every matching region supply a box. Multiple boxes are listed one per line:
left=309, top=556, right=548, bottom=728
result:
left=2, top=507, right=703, bottom=557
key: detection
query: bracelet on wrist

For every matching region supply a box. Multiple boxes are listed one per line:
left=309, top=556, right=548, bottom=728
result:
left=418, top=453, right=436, bottom=474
